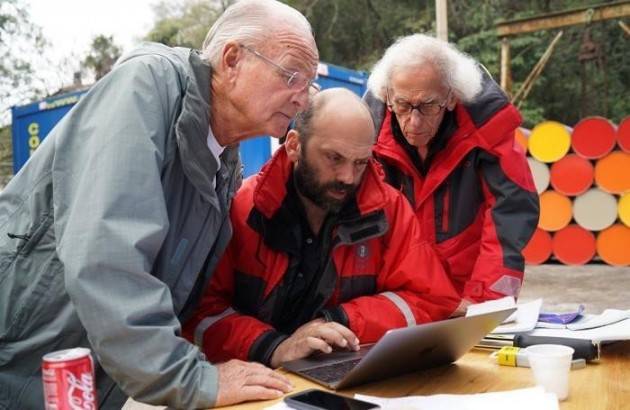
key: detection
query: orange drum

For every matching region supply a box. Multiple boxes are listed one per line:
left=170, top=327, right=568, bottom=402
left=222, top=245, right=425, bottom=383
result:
left=552, top=224, right=596, bottom=265
left=594, top=151, right=630, bottom=194
left=617, top=116, right=630, bottom=153
left=550, top=154, right=594, bottom=196
left=571, top=117, right=616, bottom=159
left=523, top=228, right=553, bottom=265
left=596, top=225, right=630, bottom=266
left=538, top=191, right=572, bottom=232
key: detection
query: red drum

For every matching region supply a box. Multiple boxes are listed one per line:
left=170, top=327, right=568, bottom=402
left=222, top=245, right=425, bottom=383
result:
left=42, top=347, right=98, bottom=410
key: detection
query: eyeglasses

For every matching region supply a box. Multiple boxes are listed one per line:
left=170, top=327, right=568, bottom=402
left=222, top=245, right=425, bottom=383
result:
left=240, top=44, right=316, bottom=92
left=387, top=89, right=451, bottom=117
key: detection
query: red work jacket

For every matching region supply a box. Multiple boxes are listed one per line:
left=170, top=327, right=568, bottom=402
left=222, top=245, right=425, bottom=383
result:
left=367, top=76, right=539, bottom=302
left=183, top=147, right=459, bottom=365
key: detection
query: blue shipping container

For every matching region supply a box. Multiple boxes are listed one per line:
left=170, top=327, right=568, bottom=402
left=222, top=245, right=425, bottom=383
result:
left=11, top=62, right=368, bottom=177
left=10, top=90, right=88, bottom=174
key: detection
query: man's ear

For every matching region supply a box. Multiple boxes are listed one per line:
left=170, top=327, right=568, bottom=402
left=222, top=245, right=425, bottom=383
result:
left=285, top=130, right=302, bottom=163
left=220, top=41, right=242, bottom=83
left=446, top=92, right=458, bottom=111
left=383, top=87, right=394, bottom=112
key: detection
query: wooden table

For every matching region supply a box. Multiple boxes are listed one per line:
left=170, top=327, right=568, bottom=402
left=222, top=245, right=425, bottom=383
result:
left=124, top=341, right=630, bottom=410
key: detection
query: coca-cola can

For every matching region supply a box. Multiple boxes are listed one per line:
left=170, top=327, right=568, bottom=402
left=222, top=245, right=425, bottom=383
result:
left=42, top=347, right=98, bottom=410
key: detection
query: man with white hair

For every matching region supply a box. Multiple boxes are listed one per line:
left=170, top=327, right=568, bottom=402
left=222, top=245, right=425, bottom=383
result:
left=0, top=1, right=316, bottom=408
left=364, top=34, right=539, bottom=314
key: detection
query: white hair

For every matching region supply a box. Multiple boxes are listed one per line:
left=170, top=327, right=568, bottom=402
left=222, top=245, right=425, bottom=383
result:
left=367, top=34, right=483, bottom=103
left=201, top=0, right=312, bottom=67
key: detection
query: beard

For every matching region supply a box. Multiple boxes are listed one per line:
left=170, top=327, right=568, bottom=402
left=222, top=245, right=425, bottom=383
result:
left=294, top=153, right=357, bottom=214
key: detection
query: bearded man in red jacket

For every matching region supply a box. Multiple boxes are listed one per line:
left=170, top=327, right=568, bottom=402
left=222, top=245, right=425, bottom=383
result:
left=184, top=88, right=459, bottom=368
left=364, top=34, right=539, bottom=315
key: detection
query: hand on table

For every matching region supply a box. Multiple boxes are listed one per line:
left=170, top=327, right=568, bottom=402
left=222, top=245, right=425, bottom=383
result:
left=270, top=318, right=360, bottom=368
left=215, top=359, right=293, bottom=406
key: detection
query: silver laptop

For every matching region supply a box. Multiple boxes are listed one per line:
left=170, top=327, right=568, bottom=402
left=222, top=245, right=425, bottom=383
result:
left=282, top=308, right=515, bottom=390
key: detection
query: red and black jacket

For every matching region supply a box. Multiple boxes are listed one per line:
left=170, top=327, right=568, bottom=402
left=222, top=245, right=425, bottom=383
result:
left=183, top=147, right=459, bottom=366
left=364, top=73, right=539, bottom=302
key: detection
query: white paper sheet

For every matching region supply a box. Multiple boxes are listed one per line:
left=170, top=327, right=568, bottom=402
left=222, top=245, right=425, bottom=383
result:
left=466, top=296, right=517, bottom=322
left=466, top=297, right=542, bottom=333
left=481, top=299, right=542, bottom=334
left=529, top=317, right=630, bottom=342
left=567, top=309, right=630, bottom=330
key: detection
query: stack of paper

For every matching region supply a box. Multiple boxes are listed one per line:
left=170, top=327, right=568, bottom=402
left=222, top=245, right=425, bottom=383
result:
left=530, top=313, right=630, bottom=342
left=537, top=309, right=630, bottom=330
left=466, top=298, right=630, bottom=342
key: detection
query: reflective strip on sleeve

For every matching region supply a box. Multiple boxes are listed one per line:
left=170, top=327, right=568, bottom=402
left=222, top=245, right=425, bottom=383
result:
left=193, top=307, right=236, bottom=347
left=489, top=275, right=522, bottom=297
left=380, top=291, right=416, bottom=327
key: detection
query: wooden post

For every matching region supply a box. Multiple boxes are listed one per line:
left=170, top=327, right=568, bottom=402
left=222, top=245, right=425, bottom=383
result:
left=436, top=0, right=448, bottom=41
left=500, top=37, right=512, bottom=95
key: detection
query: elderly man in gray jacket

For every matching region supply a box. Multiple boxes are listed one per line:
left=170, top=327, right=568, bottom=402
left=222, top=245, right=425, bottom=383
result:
left=0, top=0, right=318, bottom=408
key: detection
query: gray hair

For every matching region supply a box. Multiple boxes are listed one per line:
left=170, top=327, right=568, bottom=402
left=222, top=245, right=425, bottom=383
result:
left=201, top=0, right=312, bottom=67
left=367, top=34, right=482, bottom=103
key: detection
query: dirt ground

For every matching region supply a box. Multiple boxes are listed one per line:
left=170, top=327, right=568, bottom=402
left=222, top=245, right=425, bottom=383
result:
left=519, top=264, right=630, bottom=314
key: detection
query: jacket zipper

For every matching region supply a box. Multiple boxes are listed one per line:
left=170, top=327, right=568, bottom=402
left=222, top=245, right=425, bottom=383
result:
left=441, top=183, right=450, bottom=233
left=7, top=233, right=31, bottom=241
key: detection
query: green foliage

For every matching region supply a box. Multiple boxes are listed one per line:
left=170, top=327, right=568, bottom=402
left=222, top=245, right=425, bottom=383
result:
left=143, top=0, right=629, bottom=126
left=0, top=0, right=47, bottom=123
left=82, top=35, right=122, bottom=81
left=284, top=0, right=434, bottom=70
left=444, top=0, right=629, bottom=126
left=287, top=0, right=629, bottom=126
left=144, top=0, right=231, bottom=48
left=0, top=125, right=12, bottom=184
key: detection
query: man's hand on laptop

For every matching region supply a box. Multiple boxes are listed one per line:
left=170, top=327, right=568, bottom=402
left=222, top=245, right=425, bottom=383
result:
left=270, top=318, right=360, bottom=368
left=215, top=359, right=293, bottom=406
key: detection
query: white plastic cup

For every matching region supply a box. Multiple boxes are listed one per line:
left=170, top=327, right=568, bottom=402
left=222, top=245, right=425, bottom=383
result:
left=526, top=344, right=575, bottom=401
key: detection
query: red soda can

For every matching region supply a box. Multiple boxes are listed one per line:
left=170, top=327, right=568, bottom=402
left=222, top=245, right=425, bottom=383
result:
left=42, top=347, right=98, bottom=410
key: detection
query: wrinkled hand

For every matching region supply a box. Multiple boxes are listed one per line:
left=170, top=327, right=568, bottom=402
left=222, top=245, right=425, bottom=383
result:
left=270, top=318, right=360, bottom=368
left=214, top=359, right=293, bottom=407
left=450, top=298, right=474, bottom=317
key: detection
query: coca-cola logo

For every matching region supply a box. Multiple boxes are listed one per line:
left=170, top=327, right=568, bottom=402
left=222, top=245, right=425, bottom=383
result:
left=63, top=370, right=96, bottom=410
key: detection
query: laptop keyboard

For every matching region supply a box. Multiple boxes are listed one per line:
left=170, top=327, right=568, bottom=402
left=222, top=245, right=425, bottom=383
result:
left=301, top=358, right=362, bottom=383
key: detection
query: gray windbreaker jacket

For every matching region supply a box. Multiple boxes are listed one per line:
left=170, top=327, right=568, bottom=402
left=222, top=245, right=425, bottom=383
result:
left=0, top=42, right=241, bottom=409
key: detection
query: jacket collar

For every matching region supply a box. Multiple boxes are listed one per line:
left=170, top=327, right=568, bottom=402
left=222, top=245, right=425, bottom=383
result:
left=373, top=95, right=521, bottom=207
left=247, top=146, right=390, bottom=254
left=370, top=70, right=520, bottom=175
left=174, top=49, right=240, bottom=208
left=389, top=109, right=457, bottom=176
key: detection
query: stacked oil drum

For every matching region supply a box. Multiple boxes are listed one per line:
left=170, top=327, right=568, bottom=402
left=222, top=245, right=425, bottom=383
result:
left=519, top=116, right=630, bottom=266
